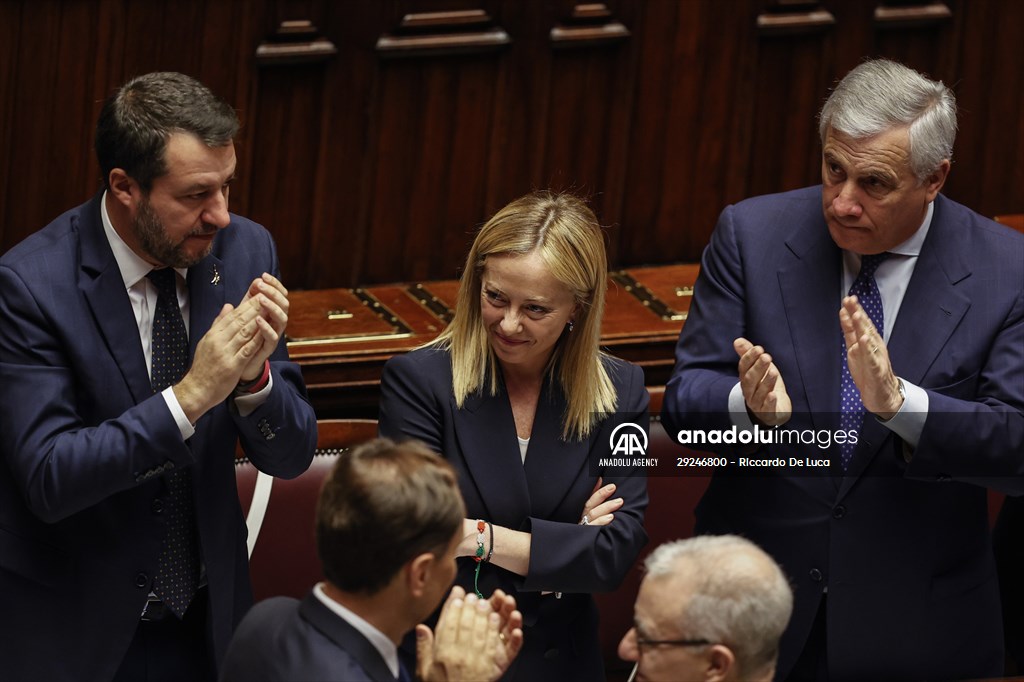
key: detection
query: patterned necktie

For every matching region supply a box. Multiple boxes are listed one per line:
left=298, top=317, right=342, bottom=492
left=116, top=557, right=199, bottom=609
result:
left=839, top=253, right=888, bottom=471
left=147, top=268, right=200, bottom=618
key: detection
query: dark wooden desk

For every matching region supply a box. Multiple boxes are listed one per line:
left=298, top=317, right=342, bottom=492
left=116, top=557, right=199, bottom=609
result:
left=286, top=264, right=698, bottom=417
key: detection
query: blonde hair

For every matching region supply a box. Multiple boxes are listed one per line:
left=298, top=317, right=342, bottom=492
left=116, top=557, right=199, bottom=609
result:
left=430, top=191, right=616, bottom=440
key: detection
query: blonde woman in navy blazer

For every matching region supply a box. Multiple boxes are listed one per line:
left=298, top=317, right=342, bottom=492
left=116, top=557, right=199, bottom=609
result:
left=379, top=191, right=649, bottom=681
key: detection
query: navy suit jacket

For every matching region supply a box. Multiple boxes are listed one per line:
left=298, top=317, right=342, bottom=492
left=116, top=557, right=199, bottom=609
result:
left=379, top=347, right=649, bottom=681
left=663, top=186, right=1024, bottom=680
left=0, top=194, right=318, bottom=681
left=220, top=593, right=397, bottom=682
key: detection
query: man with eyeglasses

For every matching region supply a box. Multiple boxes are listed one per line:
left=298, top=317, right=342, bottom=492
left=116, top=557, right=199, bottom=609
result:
left=619, top=535, right=793, bottom=682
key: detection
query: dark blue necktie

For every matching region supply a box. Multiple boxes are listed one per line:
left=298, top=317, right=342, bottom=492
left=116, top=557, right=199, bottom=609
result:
left=839, top=253, right=888, bottom=471
left=147, top=268, right=200, bottom=618
left=397, top=661, right=413, bottom=682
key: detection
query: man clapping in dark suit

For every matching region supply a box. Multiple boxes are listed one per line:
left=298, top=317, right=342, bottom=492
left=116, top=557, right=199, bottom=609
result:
left=663, top=59, right=1024, bottom=680
left=0, top=72, right=317, bottom=681
left=220, top=438, right=523, bottom=682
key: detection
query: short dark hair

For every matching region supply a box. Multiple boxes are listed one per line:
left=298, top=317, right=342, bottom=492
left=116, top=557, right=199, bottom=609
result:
left=316, top=438, right=465, bottom=594
left=95, top=71, right=239, bottom=191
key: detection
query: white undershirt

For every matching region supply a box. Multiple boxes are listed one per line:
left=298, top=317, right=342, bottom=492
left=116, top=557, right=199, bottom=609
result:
left=518, top=436, right=529, bottom=464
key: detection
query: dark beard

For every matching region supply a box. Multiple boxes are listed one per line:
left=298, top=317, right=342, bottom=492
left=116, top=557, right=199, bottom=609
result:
left=134, top=197, right=214, bottom=269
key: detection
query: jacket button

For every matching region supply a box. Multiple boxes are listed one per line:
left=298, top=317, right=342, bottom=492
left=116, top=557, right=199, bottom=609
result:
left=832, top=505, right=846, bottom=519
left=809, top=568, right=823, bottom=582
left=135, top=573, right=149, bottom=589
left=151, top=499, right=164, bottom=514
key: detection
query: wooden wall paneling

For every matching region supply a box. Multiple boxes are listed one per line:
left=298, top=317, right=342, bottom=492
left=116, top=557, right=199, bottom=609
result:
left=870, top=2, right=957, bottom=83
left=946, top=0, right=1024, bottom=218
left=52, top=1, right=103, bottom=205
left=944, top=0, right=989, bottom=216
left=246, top=63, right=330, bottom=287
left=542, top=2, right=638, bottom=267
left=721, top=2, right=763, bottom=210
left=540, top=43, right=623, bottom=222
left=617, top=0, right=700, bottom=267
left=746, top=5, right=835, bottom=201
left=365, top=60, right=456, bottom=283
left=119, top=1, right=191, bottom=75
left=686, top=1, right=762, bottom=259
left=482, top=0, right=553, bottom=215
left=581, top=1, right=641, bottom=266
left=0, top=0, right=22, bottom=249
left=362, top=5, right=508, bottom=285
left=437, top=57, right=502, bottom=277
left=872, top=0, right=952, bottom=28
left=92, top=0, right=130, bottom=193
left=746, top=35, right=832, bottom=197
left=620, top=0, right=764, bottom=267
left=199, top=0, right=263, bottom=224
left=3, top=1, right=92, bottom=250
left=302, top=1, right=386, bottom=290
left=5, top=0, right=1024, bottom=288
left=985, top=0, right=1024, bottom=216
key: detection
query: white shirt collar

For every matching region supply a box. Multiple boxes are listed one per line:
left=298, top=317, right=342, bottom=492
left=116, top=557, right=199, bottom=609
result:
left=887, top=200, right=933, bottom=258
left=313, top=583, right=400, bottom=679
left=842, top=200, right=933, bottom=271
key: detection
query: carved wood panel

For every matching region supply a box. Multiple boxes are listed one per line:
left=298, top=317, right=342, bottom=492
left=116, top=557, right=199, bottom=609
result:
left=2, top=0, right=1022, bottom=292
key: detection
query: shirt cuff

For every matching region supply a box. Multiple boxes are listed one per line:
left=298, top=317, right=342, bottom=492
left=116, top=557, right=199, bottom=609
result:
left=876, top=377, right=928, bottom=448
left=234, top=373, right=274, bottom=417
left=161, top=386, right=196, bottom=440
left=728, top=381, right=757, bottom=431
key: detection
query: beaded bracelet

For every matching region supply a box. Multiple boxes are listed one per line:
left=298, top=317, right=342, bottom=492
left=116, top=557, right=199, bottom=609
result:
left=486, top=519, right=494, bottom=563
left=473, top=519, right=488, bottom=598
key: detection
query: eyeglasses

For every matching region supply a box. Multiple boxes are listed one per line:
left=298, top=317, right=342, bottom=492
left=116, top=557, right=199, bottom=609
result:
left=635, top=636, right=712, bottom=649
left=629, top=621, right=716, bottom=650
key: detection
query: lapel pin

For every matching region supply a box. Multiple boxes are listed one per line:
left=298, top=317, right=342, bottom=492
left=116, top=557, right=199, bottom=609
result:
left=210, top=265, right=220, bottom=286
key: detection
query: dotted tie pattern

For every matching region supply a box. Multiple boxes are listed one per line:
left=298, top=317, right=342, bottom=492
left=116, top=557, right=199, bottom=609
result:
left=147, top=268, right=200, bottom=618
left=839, top=253, right=888, bottom=471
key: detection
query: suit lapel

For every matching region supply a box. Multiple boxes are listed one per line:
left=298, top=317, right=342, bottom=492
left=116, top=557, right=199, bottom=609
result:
left=187, top=256, right=226, bottom=358
left=454, top=383, right=532, bottom=524
left=523, top=379, right=591, bottom=519
left=779, top=221, right=844, bottom=432
left=886, top=200, right=971, bottom=387
left=78, top=195, right=152, bottom=404
left=299, top=595, right=396, bottom=682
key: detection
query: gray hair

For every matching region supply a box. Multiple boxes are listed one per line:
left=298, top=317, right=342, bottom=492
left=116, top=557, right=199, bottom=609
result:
left=645, top=535, right=793, bottom=678
left=818, top=58, right=957, bottom=181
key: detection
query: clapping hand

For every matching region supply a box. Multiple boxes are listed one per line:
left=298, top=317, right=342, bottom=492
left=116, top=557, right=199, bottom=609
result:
left=734, top=337, right=792, bottom=426
left=416, top=586, right=524, bottom=682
